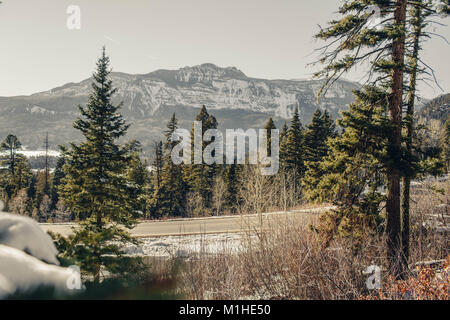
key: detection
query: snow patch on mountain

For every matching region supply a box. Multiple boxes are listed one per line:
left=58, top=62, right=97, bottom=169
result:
left=25, top=105, right=56, bottom=115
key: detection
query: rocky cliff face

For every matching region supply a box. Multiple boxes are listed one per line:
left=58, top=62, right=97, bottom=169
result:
left=0, top=63, right=359, bottom=154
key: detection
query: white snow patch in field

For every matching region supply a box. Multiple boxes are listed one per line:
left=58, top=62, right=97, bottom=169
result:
left=0, top=150, right=61, bottom=158
left=18, top=150, right=61, bottom=158
left=123, top=233, right=247, bottom=258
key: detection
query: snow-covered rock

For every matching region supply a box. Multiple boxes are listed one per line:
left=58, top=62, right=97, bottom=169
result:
left=0, top=213, right=84, bottom=299
left=0, top=213, right=59, bottom=265
left=0, top=245, right=80, bottom=298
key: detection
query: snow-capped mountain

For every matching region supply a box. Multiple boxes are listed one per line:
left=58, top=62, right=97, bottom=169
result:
left=0, top=63, right=359, bottom=154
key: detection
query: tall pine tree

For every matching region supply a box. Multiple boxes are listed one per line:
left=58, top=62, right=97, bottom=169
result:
left=314, top=0, right=411, bottom=276
left=303, top=109, right=336, bottom=163
left=280, top=106, right=305, bottom=192
left=151, top=113, right=187, bottom=217
left=1, top=134, right=21, bottom=175
left=401, top=0, right=449, bottom=268
left=58, top=48, right=141, bottom=281
left=126, top=147, right=151, bottom=217
left=50, top=154, right=66, bottom=211
left=184, top=106, right=218, bottom=216
left=264, top=117, right=277, bottom=156
left=152, top=140, right=163, bottom=190
left=304, top=87, right=390, bottom=251
left=303, top=109, right=337, bottom=195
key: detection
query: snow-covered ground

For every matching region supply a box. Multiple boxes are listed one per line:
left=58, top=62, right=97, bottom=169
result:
left=124, top=233, right=249, bottom=258
left=17, top=150, right=61, bottom=158
left=0, top=150, right=61, bottom=158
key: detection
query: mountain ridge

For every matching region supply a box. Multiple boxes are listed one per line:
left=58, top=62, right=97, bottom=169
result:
left=0, top=63, right=360, bottom=154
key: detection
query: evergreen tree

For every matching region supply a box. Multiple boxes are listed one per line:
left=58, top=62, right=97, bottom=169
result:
left=184, top=106, right=218, bottom=215
left=400, top=0, right=449, bottom=266
left=322, top=110, right=337, bottom=140
left=280, top=106, right=305, bottom=184
left=152, top=140, right=163, bottom=190
left=50, top=155, right=66, bottom=211
left=304, top=87, right=390, bottom=251
left=58, top=48, right=142, bottom=281
left=1, top=134, right=21, bottom=175
left=401, top=0, right=425, bottom=266
left=12, top=155, right=32, bottom=193
left=303, top=109, right=337, bottom=195
left=280, top=122, right=288, bottom=143
left=0, top=154, right=32, bottom=206
left=223, top=162, right=238, bottom=212
left=442, top=118, right=450, bottom=172
left=35, top=170, right=51, bottom=221
left=303, top=109, right=336, bottom=163
left=279, top=122, right=289, bottom=166
left=126, top=148, right=151, bottom=217
left=314, top=0, right=412, bottom=275
left=27, top=173, right=37, bottom=204
left=264, top=117, right=277, bottom=156
left=151, top=113, right=187, bottom=217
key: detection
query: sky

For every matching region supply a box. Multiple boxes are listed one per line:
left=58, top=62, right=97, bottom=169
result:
left=0, top=0, right=449, bottom=98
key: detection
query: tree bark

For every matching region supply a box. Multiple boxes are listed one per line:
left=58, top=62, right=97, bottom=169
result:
left=402, top=3, right=422, bottom=271
left=386, top=0, right=407, bottom=278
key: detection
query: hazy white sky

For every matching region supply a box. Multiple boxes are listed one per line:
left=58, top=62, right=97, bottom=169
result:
left=0, top=0, right=448, bottom=98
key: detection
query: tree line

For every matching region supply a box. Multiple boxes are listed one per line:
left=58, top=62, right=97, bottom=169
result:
left=0, top=91, right=341, bottom=222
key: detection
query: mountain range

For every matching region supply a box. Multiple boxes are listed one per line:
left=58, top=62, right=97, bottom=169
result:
left=0, top=63, right=360, bottom=156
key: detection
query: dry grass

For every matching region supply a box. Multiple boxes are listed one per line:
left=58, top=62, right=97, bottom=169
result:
left=177, top=215, right=382, bottom=299
left=174, top=179, right=449, bottom=300
left=409, top=179, right=449, bottom=263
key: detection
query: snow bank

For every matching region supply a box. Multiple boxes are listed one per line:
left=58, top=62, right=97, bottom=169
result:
left=0, top=245, right=80, bottom=299
left=0, top=213, right=59, bottom=265
left=0, top=213, right=83, bottom=299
